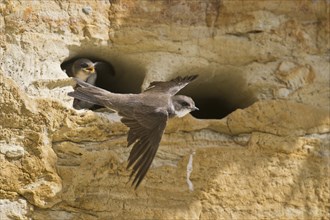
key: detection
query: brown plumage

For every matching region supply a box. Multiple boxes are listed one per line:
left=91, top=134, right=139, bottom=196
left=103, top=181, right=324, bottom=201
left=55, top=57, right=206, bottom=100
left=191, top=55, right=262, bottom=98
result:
left=68, top=75, right=199, bottom=188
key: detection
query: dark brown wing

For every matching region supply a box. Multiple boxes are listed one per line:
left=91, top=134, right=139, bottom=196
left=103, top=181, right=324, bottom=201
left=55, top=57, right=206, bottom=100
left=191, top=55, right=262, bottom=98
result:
left=120, top=109, right=168, bottom=189
left=143, top=75, right=198, bottom=95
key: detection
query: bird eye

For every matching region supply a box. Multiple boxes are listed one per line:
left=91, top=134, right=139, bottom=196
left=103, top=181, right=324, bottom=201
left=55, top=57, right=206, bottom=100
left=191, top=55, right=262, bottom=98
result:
left=180, top=101, right=189, bottom=107
left=80, top=63, right=89, bottom=68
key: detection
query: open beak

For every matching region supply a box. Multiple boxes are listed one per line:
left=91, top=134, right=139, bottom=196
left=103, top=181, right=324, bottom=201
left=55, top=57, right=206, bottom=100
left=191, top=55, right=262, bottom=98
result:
left=85, top=66, right=95, bottom=73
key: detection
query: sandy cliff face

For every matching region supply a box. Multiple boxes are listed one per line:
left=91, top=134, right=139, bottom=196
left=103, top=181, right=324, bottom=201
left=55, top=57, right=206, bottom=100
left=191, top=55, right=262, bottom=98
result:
left=0, top=0, right=329, bottom=219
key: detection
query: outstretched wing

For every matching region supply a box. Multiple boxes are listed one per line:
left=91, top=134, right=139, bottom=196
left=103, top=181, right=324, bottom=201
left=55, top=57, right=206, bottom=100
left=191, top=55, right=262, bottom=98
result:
left=120, top=108, right=168, bottom=189
left=144, top=75, right=198, bottom=95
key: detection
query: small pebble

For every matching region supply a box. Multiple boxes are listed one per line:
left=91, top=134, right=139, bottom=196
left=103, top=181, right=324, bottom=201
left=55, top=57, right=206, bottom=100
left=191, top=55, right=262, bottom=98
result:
left=82, top=6, right=92, bottom=15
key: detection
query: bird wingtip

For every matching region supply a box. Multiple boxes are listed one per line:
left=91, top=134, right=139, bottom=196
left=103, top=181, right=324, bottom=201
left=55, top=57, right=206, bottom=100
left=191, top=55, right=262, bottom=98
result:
left=172, top=74, right=199, bottom=83
left=189, top=74, right=198, bottom=80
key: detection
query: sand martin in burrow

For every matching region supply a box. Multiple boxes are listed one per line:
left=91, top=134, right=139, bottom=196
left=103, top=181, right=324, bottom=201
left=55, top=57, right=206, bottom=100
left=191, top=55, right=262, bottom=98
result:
left=72, top=58, right=99, bottom=83
left=68, top=75, right=199, bottom=188
left=71, top=58, right=101, bottom=109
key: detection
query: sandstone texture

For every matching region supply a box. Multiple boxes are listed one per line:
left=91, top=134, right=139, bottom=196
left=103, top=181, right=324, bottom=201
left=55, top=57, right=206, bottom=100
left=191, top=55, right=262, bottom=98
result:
left=0, top=0, right=329, bottom=219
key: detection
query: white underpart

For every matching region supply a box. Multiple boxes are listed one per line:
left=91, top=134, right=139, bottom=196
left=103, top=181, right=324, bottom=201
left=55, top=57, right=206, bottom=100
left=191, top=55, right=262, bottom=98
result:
left=75, top=70, right=91, bottom=81
left=175, top=108, right=192, bottom=118
left=186, top=150, right=195, bottom=192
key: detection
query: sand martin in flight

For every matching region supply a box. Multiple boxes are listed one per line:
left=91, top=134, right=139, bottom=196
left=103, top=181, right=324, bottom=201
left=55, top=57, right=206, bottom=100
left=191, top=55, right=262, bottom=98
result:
left=68, top=75, right=199, bottom=188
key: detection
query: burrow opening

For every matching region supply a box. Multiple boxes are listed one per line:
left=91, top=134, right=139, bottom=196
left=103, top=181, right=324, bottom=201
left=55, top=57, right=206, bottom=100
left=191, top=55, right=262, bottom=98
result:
left=177, top=69, right=257, bottom=119
left=61, top=55, right=146, bottom=94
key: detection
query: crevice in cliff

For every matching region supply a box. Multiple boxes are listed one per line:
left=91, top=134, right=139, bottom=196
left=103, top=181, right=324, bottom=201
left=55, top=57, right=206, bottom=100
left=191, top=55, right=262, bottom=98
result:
left=225, top=30, right=264, bottom=39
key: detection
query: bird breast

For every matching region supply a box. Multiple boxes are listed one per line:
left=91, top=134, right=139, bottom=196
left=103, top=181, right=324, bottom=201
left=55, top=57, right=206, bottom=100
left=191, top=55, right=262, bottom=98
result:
left=174, top=108, right=192, bottom=118
left=75, top=70, right=92, bottom=81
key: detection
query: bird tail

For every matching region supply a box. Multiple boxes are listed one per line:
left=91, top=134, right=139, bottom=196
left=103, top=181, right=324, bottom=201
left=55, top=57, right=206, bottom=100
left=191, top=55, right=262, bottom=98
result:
left=68, top=78, right=111, bottom=107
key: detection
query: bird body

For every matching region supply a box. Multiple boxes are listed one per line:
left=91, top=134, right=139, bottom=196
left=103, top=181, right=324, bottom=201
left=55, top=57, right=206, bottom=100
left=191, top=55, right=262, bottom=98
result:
left=68, top=75, right=198, bottom=188
left=71, top=58, right=100, bottom=109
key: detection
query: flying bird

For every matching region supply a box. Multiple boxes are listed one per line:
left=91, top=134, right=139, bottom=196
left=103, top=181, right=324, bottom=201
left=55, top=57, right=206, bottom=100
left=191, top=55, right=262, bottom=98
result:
left=68, top=75, right=199, bottom=188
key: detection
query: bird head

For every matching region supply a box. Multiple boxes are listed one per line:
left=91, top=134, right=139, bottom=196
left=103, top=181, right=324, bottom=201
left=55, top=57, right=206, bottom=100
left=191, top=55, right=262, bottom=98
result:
left=172, top=95, right=198, bottom=118
left=80, top=62, right=95, bottom=74
left=72, top=58, right=99, bottom=81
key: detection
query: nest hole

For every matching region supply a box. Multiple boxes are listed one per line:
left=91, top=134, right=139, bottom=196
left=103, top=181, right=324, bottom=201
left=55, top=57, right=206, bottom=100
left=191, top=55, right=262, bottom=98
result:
left=178, top=72, right=257, bottom=119
left=61, top=56, right=146, bottom=94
